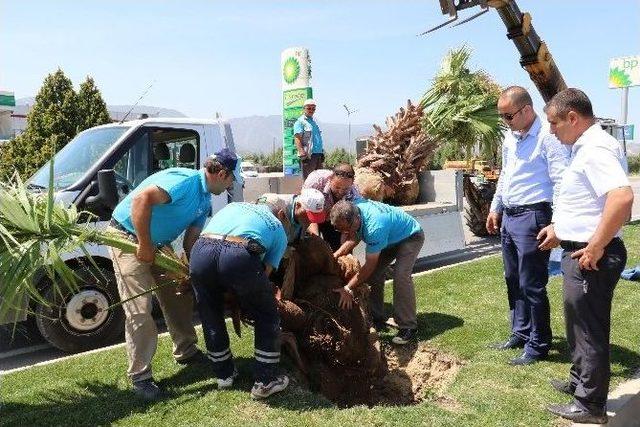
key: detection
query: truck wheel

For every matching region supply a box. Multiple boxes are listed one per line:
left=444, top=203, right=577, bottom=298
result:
left=35, top=266, right=125, bottom=353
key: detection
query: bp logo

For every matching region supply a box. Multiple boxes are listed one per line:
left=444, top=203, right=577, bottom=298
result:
left=610, top=68, right=632, bottom=88
left=283, top=57, right=300, bottom=84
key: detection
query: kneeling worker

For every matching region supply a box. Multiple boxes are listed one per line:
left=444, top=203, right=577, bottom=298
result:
left=189, top=202, right=290, bottom=399
left=108, top=148, right=242, bottom=399
left=329, top=199, right=424, bottom=345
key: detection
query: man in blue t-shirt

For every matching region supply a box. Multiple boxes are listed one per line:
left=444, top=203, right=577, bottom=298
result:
left=189, top=202, right=291, bottom=400
left=294, top=98, right=325, bottom=179
left=330, top=199, right=425, bottom=345
left=108, top=148, right=243, bottom=400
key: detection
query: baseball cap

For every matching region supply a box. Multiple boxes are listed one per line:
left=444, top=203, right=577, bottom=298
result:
left=303, top=99, right=316, bottom=107
left=211, top=148, right=244, bottom=186
left=298, top=188, right=326, bottom=223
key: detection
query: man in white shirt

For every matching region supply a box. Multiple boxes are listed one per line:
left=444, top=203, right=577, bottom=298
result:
left=487, top=86, right=568, bottom=365
left=538, top=88, right=633, bottom=424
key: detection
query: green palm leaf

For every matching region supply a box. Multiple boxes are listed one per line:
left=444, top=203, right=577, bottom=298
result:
left=420, top=46, right=505, bottom=164
left=0, top=168, right=187, bottom=324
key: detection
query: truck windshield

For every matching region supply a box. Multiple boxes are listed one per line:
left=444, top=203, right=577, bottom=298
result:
left=29, top=126, right=129, bottom=190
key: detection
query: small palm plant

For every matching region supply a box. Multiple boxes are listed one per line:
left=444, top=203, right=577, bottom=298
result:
left=421, top=45, right=504, bottom=163
left=0, top=164, right=187, bottom=323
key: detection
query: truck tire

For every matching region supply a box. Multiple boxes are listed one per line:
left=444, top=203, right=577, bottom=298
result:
left=35, top=266, right=125, bottom=353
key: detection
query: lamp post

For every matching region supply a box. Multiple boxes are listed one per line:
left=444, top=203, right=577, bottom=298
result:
left=343, top=104, right=358, bottom=160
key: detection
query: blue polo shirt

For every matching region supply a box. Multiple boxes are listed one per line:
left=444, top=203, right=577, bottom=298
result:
left=203, top=203, right=288, bottom=268
left=293, top=115, right=324, bottom=154
left=355, top=199, right=422, bottom=254
left=112, top=168, right=211, bottom=246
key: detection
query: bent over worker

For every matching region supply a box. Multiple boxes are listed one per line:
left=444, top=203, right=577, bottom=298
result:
left=189, top=202, right=290, bottom=399
left=330, top=199, right=424, bottom=345
left=108, top=148, right=242, bottom=400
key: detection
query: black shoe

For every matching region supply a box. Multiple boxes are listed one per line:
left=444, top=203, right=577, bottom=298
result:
left=508, top=352, right=545, bottom=366
left=550, top=379, right=575, bottom=396
left=489, top=336, right=525, bottom=350
left=132, top=378, right=161, bottom=400
left=392, top=328, right=417, bottom=345
left=373, top=320, right=389, bottom=332
left=176, top=349, right=207, bottom=365
left=547, top=403, right=607, bottom=424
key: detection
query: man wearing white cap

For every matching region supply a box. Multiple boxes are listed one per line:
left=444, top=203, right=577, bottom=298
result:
left=256, top=188, right=327, bottom=243
left=294, top=99, right=325, bottom=179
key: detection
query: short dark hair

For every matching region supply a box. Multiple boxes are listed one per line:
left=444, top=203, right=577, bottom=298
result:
left=332, top=163, right=355, bottom=180
left=544, top=88, right=594, bottom=119
left=500, top=86, right=533, bottom=108
left=204, top=157, right=229, bottom=175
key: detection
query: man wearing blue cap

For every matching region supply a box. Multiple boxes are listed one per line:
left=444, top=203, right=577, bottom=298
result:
left=108, top=148, right=243, bottom=400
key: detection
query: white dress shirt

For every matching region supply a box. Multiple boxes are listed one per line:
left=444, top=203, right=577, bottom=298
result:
left=553, top=123, right=629, bottom=242
left=490, top=116, right=569, bottom=213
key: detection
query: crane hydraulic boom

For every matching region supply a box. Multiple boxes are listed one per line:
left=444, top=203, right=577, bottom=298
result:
left=425, top=0, right=567, bottom=102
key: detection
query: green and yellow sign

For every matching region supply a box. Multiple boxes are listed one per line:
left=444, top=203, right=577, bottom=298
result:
left=281, top=47, right=313, bottom=175
left=609, top=56, right=640, bottom=88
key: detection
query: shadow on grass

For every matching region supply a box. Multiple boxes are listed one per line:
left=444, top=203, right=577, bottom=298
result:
left=546, top=336, right=640, bottom=377
left=381, top=304, right=465, bottom=340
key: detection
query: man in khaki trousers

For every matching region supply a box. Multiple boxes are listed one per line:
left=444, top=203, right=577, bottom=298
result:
left=108, top=148, right=243, bottom=399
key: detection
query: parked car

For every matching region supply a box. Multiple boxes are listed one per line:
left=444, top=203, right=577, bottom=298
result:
left=240, top=161, right=259, bottom=178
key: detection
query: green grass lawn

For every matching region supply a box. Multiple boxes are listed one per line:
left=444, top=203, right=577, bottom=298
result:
left=2, top=224, right=639, bottom=427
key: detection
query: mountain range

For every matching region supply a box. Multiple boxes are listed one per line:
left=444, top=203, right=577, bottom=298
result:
left=16, top=98, right=374, bottom=154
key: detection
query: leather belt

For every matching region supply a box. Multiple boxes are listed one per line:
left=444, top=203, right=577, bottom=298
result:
left=560, top=237, right=622, bottom=252
left=201, top=233, right=266, bottom=255
left=202, top=233, right=250, bottom=245
left=560, top=240, right=588, bottom=251
left=109, top=219, right=138, bottom=242
left=504, top=202, right=551, bottom=216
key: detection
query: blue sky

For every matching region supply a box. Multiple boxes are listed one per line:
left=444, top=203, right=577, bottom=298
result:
left=2, top=1, right=639, bottom=130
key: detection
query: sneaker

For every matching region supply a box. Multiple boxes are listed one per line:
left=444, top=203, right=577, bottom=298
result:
left=250, top=374, right=289, bottom=399
left=132, top=378, right=161, bottom=400
left=217, top=367, right=239, bottom=389
left=176, top=349, right=208, bottom=365
left=392, top=328, right=417, bottom=345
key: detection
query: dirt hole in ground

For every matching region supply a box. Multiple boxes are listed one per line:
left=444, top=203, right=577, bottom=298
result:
left=370, top=341, right=463, bottom=407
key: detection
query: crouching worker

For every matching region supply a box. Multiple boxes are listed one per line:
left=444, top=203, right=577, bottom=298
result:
left=330, top=199, right=424, bottom=345
left=108, top=148, right=242, bottom=400
left=189, top=202, right=290, bottom=399
left=256, top=188, right=327, bottom=244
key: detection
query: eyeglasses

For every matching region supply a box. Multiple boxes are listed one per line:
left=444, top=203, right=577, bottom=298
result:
left=499, top=105, right=527, bottom=121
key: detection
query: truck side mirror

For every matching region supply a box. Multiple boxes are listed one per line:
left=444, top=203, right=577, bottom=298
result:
left=85, top=169, right=119, bottom=212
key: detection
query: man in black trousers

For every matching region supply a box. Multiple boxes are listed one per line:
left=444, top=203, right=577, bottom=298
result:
left=538, top=88, right=634, bottom=424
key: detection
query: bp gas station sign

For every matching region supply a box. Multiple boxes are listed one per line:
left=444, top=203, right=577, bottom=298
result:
left=609, top=56, right=640, bottom=88
left=281, top=47, right=312, bottom=176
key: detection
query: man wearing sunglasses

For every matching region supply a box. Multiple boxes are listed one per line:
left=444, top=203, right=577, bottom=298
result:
left=294, top=99, right=325, bottom=179
left=108, top=148, right=243, bottom=399
left=487, top=86, right=569, bottom=366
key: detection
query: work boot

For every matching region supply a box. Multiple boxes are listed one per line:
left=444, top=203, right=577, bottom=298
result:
left=217, top=367, right=239, bottom=389
left=132, top=378, right=161, bottom=400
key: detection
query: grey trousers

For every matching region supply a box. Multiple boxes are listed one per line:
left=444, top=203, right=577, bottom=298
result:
left=367, top=231, right=425, bottom=329
left=108, top=227, right=199, bottom=382
left=301, top=153, right=324, bottom=180
left=562, top=238, right=626, bottom=413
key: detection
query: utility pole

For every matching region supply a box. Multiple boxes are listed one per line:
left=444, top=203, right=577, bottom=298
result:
left=343, top=104, right=358, bottom=160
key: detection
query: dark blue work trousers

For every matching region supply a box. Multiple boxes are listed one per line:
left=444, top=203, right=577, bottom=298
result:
left=189, top=237, right=281, bottom=383
left=500, top=207, right=552, bottom=357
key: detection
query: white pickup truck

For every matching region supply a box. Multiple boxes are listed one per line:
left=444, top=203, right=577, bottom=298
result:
left=1, top=118, right=241, bottom=352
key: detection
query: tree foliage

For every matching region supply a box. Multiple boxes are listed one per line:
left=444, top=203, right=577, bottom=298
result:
left=420, top=46, right=504, bottom=167
left=324, top=147, right=355, bottom=168
left=0, top=70, right=111, bottom=180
